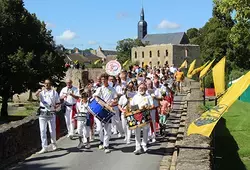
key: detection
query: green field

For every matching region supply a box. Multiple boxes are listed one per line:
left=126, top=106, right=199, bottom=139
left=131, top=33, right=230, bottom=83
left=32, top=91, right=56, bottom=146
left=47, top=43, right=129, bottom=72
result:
left=214, top=100, right=250, bottom=170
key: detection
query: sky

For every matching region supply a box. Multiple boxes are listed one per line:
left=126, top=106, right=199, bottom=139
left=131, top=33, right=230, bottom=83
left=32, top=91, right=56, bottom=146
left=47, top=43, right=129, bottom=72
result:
left=23, top=0, right=213, bottom=50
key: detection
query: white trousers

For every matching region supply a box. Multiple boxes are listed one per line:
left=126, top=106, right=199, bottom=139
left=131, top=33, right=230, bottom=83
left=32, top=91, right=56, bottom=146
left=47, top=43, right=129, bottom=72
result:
left=95, top=118, right=111, bottom=147
left=77, top=121, right=90, bottom=138
left=149, top=109, right=157, bottom=139
left=121, top=113, right=131, bottom=142
left=65, top=106, right=75, bottom=136
left=135, top=125, right=149, bottom=151
left=39, top=116, right=56, bottom=148
left=111, top=106, right=124, bottom=134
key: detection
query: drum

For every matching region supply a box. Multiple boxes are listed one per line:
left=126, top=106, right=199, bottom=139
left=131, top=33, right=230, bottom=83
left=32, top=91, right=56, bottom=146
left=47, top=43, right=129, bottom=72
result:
left=87, top=97, right=115, bottom=124
left=39, top=110, right=55, bottom=118
left=125, top=109, right=152, bottom=130
left=74, top=112, right=88, bottom=125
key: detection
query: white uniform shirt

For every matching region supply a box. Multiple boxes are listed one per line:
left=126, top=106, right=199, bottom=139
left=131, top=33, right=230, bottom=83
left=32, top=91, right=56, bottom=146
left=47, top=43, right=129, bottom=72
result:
left=118, top=92, right=136, bottom=111
left=131, top=93, right=153, bottom=110
left=93, top=85, right=118, bottom=103
left=121, top=80, right=128, bottom=89
left=115, top=84, right=123, bottom=96
left=39, top=89, right=60, bottom=111
left=76, top=101, right=88, bottom=113
left=152, top=88, right=162, bottom=107
left=60, top=86, right=80, bottom=105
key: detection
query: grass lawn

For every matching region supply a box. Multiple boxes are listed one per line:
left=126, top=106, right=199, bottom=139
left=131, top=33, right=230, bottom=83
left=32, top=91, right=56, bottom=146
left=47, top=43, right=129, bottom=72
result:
left=12, top=104, right=38, bottom=116
left=214, top=100, right=250, bottom=170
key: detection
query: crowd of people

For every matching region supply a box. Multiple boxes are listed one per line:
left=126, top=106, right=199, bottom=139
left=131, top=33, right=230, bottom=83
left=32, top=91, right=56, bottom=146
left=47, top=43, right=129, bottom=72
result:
left=35, top=64, right=185, bottom=155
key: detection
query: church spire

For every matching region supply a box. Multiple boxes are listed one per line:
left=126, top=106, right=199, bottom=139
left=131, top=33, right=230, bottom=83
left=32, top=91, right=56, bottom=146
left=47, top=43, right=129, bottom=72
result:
left=140, top=7, right=145, bottom=21
left=138, top=7, right=147, bottom=40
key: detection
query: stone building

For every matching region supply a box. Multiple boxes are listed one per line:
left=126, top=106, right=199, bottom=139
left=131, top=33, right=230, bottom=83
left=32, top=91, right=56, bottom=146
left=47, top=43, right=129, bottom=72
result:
left=90, top=46, right=117, bottom=62
left=132, top=44, right=200, bottom=67
left=132, top=8, right=200, bottom=67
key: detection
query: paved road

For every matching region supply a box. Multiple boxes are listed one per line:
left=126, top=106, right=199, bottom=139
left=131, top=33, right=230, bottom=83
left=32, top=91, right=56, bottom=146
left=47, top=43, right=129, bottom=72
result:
left=12, top=95, right=183, bottom=170
left=12, top=135, right=167, bottom=170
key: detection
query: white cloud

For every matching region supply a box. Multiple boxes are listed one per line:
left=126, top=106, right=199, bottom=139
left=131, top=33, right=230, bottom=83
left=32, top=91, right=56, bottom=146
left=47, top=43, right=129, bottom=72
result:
left=117, top=12, right=128, bottom=19
left=45, top=22, right=56, bottom=29
left=88, top=40, right=98, bottom=45
left=57, top=30, right=76, bottom=41
left=157, top=19, right=180, bottom=29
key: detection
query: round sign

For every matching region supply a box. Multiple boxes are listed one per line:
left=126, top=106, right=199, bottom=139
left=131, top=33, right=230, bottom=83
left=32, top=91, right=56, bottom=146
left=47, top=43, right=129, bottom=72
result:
left=105, top=60, right=122, bottom=76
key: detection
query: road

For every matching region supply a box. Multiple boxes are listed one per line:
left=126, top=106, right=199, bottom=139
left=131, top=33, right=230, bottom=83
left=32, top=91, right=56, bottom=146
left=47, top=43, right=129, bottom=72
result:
left=12, top=95, right=183, bottom=170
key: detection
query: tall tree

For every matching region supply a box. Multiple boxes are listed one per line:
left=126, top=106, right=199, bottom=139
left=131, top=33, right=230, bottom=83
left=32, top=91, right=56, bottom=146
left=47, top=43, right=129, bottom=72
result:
left=214, top=0, right=250, bottom=69
left=116, top=38, right=145, bottom=64
left=0, top=0, right=66, bottom=118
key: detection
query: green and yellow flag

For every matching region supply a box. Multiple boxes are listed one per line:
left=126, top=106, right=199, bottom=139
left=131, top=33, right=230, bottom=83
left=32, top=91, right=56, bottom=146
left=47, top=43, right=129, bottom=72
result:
left=179, top=60, right=187, bottom=69
left=187, top=59, right=196, bottom=78
left=190, top=61, right=210, bottom=76
left=212, top=57, right=226, bottom=97
left=94, top=59, right=101, bottom=65
left=122, top=60, right=129, bottom=67
left=199, top=59, right=215, bottom=79
left=188, top=71, right=250, bottom=137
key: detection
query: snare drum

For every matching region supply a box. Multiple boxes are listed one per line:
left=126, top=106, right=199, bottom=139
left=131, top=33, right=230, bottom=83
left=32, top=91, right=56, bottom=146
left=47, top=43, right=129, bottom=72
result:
left=39, top=110, right=55, bottom=118
left=75, top=112, right=89, bottom=125
left=87, top=97, right=115, bottom=124
left=125, top=109, right=151, bottom=130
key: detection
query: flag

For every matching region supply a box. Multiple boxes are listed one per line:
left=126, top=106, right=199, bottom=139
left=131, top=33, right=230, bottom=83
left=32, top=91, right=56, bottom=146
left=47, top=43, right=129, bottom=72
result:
left=212, top=57, right=226, bottom=97
left=187, top=71, right=250, bottom=137
left=187, top=59, right=196, bottom=78
left=199, top=59, right=215, bottom=79
left=179, top=60, right=187, bottom=69
left=122, top=60, right=129, bottom=67
left=190, top=61, right=210, bottom=76
left=94, top=59, right=101, bottom=65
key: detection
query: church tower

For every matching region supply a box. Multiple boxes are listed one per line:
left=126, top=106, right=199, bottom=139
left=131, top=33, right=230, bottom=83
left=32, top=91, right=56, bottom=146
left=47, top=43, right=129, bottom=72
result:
left=138, top=7, right=147, bottom=40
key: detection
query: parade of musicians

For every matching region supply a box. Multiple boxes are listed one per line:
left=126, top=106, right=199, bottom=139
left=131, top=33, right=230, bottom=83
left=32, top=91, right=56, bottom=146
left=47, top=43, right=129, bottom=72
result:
left=1, top=0, right=250, bottom=170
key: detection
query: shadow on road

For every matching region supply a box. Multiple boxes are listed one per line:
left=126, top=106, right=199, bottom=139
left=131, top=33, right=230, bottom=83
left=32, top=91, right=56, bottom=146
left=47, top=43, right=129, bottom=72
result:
left=14, top=162, right=67, bottom=170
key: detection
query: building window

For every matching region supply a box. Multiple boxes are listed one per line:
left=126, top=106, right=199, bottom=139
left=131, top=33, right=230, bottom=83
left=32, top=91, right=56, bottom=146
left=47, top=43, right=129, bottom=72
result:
left=157, top=50, right=160, bottom=57
left=149, top=51, right=152, bottom=58
left=165, top=61, right=168, bottom=66
left=165, top=50, right=168, bottom=56
left=158, top=61, right=160, bottom=66
left=185, top=49, right=188, bottom=57
left=149, top=61, right=152, bottom=66
left=135, top=51, right=137, bottom=59
left=142, top=51, right=144, bottom=58
left=142, top=62, right=144, bottom=67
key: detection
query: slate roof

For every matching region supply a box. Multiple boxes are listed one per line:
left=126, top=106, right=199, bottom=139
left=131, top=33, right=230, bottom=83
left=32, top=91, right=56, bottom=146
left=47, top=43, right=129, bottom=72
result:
left=65, top=53, right=91, bottom=64
left=82, top=51, right=102, bottom=61
left=102, top=50, right=117, bottom=56
left=142, top=32, right=190, bottom=45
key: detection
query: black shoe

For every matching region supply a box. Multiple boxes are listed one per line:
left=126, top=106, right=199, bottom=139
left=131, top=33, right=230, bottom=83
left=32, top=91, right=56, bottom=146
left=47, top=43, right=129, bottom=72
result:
left=133, top=149, right=142, bottom=155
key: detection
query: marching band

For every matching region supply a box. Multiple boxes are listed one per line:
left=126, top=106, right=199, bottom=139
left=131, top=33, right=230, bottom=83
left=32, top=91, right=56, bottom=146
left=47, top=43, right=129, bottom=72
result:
left=35, top=62, right=184, bottom=155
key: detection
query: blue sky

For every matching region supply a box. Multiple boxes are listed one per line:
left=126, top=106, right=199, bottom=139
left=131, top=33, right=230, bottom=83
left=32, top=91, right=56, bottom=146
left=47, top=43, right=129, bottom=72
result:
left=23, top=0, right=213, bottom=50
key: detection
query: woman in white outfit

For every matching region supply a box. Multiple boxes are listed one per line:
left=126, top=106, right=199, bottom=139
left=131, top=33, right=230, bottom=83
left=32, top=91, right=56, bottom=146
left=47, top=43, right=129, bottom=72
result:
left=118, top=81, right=136, bottom=144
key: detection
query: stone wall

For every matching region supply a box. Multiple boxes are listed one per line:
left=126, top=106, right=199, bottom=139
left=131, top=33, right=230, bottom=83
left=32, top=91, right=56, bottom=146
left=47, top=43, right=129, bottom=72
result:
left=176, top=78, right=211, bottom=170
left=65, top=68, right=105, bottom=87
left=0, top=114, right=67, bottom=169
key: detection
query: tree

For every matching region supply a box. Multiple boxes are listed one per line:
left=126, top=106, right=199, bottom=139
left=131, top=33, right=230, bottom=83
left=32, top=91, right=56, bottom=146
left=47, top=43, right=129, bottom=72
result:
left=116, top=38, right=145, bottom=64
left=214, top=0, right=250, bottom=70
left=0, top=0, right=66, bottom=118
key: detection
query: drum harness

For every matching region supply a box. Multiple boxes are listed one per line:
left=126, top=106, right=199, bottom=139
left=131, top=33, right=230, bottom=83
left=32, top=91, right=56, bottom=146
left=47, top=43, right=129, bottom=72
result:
left=37, top=89, right=58, bottom=117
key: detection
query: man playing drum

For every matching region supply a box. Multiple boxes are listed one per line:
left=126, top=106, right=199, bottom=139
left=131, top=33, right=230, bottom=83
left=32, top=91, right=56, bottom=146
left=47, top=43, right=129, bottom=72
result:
left=131, top=82, right=154, bottom=155
left=36, top=79, right=60, bottom=154
left=93, top=73, right=118, bottom=153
